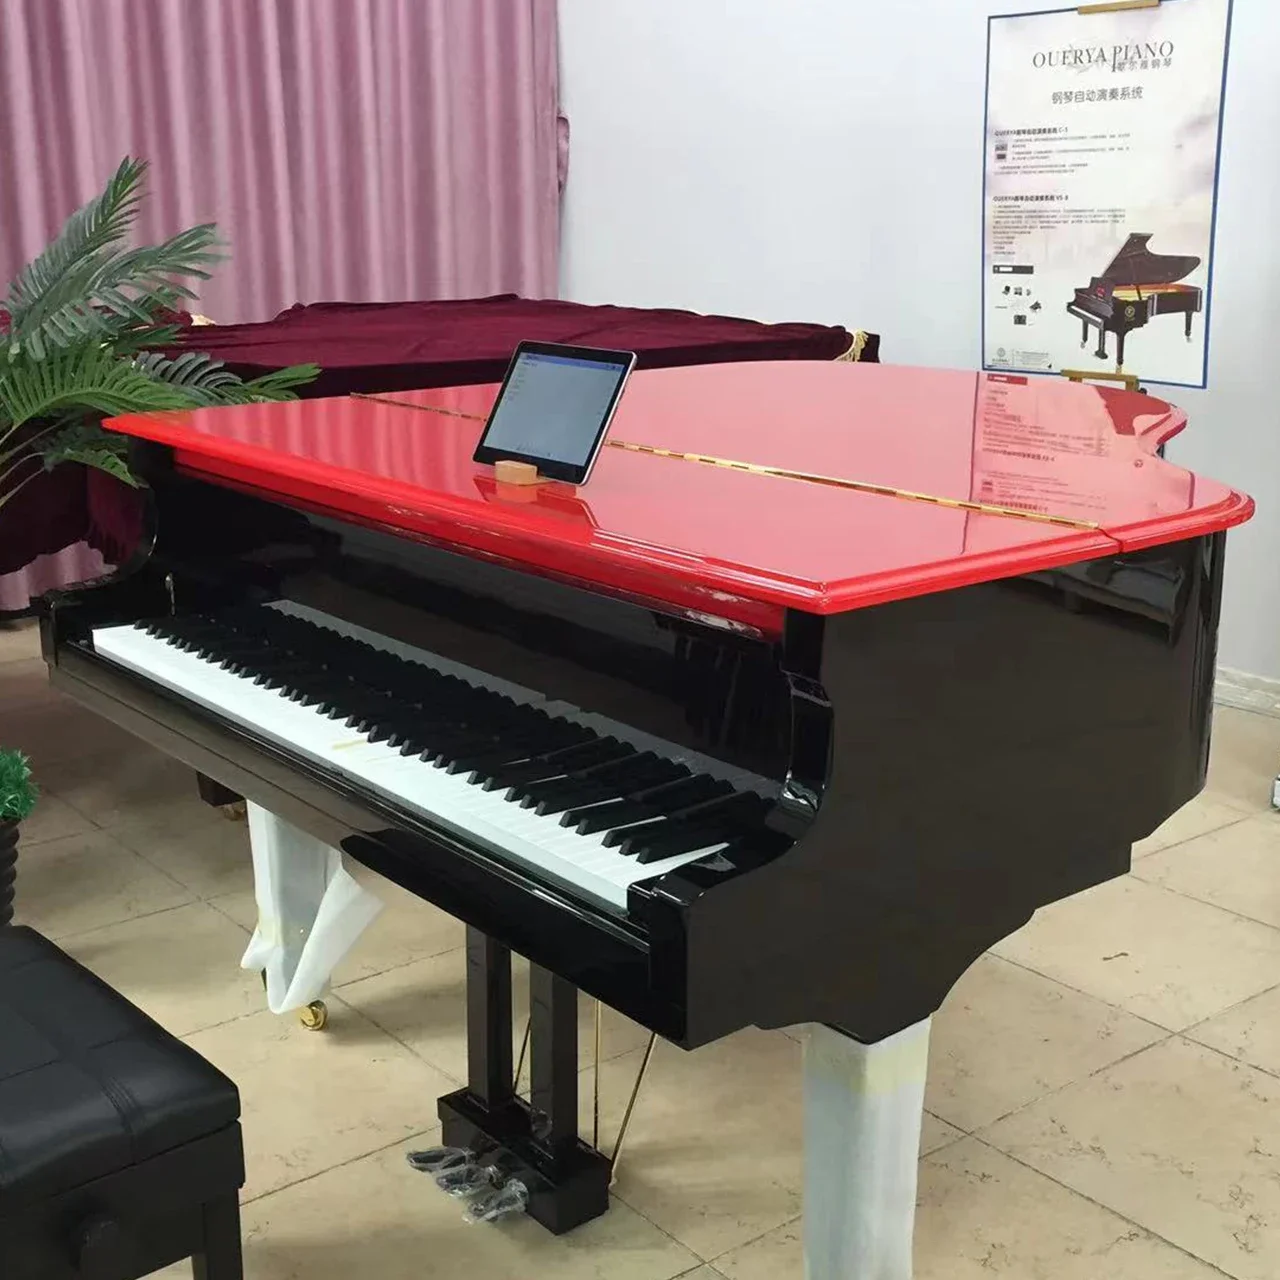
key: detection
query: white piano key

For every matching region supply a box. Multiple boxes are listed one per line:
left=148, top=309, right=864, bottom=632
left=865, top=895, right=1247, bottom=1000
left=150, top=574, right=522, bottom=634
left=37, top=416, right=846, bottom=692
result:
left=91, top=615, right=738, bottom=912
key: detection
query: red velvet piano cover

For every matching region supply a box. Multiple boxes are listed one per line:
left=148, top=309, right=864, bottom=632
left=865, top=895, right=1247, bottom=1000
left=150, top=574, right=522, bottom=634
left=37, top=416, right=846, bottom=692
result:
left=1, top=297, right=864, bottom=582
left=168, top=294, right=869, bottom=398
left=104, top=363, right=1252, bottom=635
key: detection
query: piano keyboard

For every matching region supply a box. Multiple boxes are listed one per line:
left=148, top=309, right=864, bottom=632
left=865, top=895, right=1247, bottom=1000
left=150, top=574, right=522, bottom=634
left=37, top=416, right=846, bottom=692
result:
left=91, top=604, right=779, bottom=912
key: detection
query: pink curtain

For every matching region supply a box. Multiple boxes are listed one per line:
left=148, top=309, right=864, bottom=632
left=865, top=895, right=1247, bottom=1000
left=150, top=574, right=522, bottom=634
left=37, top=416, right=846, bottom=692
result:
left=0, top=0, right=562, bottom=610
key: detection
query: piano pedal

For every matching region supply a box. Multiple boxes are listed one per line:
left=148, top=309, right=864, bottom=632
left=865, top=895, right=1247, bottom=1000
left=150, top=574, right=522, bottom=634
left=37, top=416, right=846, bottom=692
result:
left=464, top=1177, right=530, bottom=1224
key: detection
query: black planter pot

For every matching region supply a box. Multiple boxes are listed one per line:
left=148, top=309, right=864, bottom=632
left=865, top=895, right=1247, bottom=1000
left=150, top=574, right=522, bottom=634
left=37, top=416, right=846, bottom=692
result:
left=0, top=818, right=16, bottom=927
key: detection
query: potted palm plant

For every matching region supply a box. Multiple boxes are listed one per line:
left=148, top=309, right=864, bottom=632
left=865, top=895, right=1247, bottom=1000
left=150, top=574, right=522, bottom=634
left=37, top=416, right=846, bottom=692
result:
left=0, top=155, right=318, bottom=543
left=0, top=748, right=36, bottom=926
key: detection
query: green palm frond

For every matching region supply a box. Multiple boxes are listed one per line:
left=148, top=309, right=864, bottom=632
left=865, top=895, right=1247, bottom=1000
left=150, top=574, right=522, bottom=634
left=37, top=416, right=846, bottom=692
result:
left=234, top=363, right=323, bottom=401
left=133, top=352, right=320, bottom=405
left=8, top=221, right=223, bottom=360
left=0, top=154, right=320, bottom=507
left=38, top=421, right=138, bottom=487
left=0, top=342, right=193, bottom=429
left=5, top=157, right=146, bottom=318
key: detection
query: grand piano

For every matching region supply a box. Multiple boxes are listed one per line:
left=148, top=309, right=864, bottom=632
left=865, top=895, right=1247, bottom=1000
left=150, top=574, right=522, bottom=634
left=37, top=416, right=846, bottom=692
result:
left=38, top=362, right=1251, bottom=1278
left=1067, top=232, right=1204, bottom=372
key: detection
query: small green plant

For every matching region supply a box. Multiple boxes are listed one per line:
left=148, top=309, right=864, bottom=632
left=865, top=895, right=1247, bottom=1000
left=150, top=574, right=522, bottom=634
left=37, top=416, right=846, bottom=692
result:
left=0, top=749, right=37, bottom=823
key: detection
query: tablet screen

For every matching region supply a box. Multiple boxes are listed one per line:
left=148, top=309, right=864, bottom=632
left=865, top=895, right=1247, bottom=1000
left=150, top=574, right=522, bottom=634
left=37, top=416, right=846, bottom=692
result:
left=473, top=342, right=636, bottom=484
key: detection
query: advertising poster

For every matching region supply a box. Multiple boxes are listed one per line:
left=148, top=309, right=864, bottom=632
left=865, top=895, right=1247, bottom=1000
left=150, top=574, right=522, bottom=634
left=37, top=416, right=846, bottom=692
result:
left=983, top=0, right=1232, bottom=387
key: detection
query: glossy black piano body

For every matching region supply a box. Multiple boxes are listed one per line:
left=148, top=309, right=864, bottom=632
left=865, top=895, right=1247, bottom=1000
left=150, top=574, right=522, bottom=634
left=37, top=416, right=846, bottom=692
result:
left=41, top=458, right=1224, bottom=1051
left=1068, top=233, right=1204, bottom=371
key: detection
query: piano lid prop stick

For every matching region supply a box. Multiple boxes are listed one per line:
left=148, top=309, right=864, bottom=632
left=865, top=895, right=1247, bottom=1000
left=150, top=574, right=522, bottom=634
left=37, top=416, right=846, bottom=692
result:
left=608, top=441, right=1101, bottom=530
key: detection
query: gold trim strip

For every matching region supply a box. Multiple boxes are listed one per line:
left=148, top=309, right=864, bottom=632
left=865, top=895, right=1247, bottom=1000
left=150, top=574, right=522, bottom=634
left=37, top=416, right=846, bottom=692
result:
left=1078, top=0, right=1158, bottom=13
left=607, top=440, right=1100, bottom=530
left=351, top=391, right=485, bottom=421
left=349, top=391, right=1098, bottom=531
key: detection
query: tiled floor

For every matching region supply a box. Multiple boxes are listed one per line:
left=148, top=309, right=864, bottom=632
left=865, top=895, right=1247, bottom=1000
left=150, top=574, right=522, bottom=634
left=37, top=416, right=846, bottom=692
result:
left=4, top=615, right=1280, bottom=1278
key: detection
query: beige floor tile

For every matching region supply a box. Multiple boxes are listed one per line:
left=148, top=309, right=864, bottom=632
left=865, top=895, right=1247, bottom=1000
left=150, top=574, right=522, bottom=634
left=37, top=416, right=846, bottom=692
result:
left=984, top=1037, right=1280, bottom=1280
left=920, top=1112, right=965, bottom=1155
left=0, top=617, right=40, bottom=663
left=6, top=695, right=141, bottom=773
left=715, top=1139, right=1226, bottom=1280
left=43, top=745, right=210, bottom=829
left=214, top=861, right=465, bottom=987
left=112, top=810, right=255, bottom=900
left=992, top=874, right=1280, bottom=1030
left=594, top=1029, right=803, bottom=1261
left=157, top=1134, right=699, bottom=1280
left=61, top=901, right=259, bottom=1037
left=1133, top=814, right=1280, bottom=928
left=15, top=793, right=94, bottom=846
left=339, top=945, right=648, bottom=1083
left=1133, top=791, right=1251, bottom=858
left=1187, top=983, right=1280, bottom=1078
left=1207, top=706, right=1280, bottom=814
left=185, top=1003, right=457, bottom=1200
left=926, top=954, right=1166, bottom=1132
left=0, top=656, right=53, bottom=708
left=14, top=828, right=194, bottom=939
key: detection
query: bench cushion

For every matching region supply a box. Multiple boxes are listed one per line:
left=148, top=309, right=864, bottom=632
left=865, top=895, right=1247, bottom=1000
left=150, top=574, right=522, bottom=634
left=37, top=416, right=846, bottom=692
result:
left=0, top=926, right=240, bottom=1210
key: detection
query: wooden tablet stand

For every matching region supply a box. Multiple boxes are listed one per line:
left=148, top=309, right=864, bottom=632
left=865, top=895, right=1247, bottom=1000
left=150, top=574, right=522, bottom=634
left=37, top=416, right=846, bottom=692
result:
left=494, top=460, right=546, bottom=487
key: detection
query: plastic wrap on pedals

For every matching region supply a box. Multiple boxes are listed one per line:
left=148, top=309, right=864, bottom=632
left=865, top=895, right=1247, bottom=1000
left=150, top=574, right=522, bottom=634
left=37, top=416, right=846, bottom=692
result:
left=436, top=1161, right=500, bottom=1198
left=465, top=1178, right=529, bottom=1224
left=406, top=1146, right=470, bottom=1175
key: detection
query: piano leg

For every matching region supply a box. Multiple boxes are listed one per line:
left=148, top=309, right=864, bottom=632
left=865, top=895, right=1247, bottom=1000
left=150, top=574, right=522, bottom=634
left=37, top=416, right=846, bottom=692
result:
left=196, top=772, right=246, bottom=820
left=1094, top=329, right=1108, bottom=361
left=1116, top=329, right=1127, bottom=372
left=803, top=1019, right=931, bottom=1280
left=1186, top=311, right=1195, bottom=341
left=466, top=928, right=515, bottom=1112
left=439, top=934, right=611, bottom=1234
left=239, top=803, right=384, bottom=1021
left=529, top=965, right=580, bottom=1159
left=1080, top=317, right=1089, bottom=348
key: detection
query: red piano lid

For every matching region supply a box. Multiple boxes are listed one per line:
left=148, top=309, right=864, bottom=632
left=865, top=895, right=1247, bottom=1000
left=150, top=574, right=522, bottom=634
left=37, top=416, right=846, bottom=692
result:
left=104, top=363, right=1252, bottom=625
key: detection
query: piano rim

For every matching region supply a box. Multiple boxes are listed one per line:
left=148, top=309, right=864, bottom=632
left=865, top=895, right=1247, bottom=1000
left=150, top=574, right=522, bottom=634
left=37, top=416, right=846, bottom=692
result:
left=48, top=639, right=655, bottom=953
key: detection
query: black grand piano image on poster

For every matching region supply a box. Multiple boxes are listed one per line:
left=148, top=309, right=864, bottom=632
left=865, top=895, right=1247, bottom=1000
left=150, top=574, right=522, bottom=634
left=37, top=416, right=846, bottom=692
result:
left=1067, top=233, right=1203, bottom=372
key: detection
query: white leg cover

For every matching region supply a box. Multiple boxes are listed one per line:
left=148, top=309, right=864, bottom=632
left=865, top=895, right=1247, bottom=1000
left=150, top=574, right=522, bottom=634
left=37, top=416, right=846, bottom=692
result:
left=804, top=1018, right=932, bottom=1280
left=241, top=803, right=384, bottom=1014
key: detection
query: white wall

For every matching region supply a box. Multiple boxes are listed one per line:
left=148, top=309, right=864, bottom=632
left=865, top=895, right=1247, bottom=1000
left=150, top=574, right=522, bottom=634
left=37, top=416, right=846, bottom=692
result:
left=559, top=0, right=1280, bottom=683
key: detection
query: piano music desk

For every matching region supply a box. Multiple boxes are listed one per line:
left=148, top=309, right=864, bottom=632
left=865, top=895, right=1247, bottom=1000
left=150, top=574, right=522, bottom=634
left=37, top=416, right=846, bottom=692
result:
left=41, top=362, right=1252, bottom=1278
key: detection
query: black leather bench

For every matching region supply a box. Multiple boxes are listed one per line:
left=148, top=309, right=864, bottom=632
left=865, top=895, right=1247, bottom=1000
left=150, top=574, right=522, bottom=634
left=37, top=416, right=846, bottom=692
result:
left=0, top=926, right=244, bottom=1279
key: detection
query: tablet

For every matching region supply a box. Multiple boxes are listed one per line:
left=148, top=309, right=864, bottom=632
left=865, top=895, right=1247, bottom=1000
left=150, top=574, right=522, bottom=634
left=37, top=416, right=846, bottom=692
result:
left=473, top=341, right=637, bottom=485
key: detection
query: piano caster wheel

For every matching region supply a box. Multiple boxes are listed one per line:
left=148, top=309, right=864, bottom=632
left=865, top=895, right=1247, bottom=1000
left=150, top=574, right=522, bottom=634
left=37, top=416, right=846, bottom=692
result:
left=221, top=801, right=247, bottom=822
left=300, top=1000, right=329, bottom=1031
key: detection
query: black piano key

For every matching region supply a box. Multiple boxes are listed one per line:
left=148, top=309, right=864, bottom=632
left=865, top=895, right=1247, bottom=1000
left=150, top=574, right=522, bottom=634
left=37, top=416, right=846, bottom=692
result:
left=481, top=738, right=626, bottom=792
left=499, top=742, right=638, bottom=801
left=615, top=791, right=769, bottom=861
left=526, top=755, right=685, bottom=817
left=509, top=749, right=659, bottom=807
left=574, top=773, right=729, bottom=836
left=444, top=721, right=593, bottom=777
